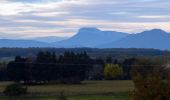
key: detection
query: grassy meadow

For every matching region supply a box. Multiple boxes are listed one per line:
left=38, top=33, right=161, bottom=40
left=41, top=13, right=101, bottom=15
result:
left=0, top=80, right=134, bottom=100
left=0, top=94, right=130, bottom=100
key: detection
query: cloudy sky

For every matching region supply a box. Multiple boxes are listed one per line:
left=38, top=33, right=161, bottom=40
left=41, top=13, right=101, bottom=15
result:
left=0, top=0, right=170, bottom=38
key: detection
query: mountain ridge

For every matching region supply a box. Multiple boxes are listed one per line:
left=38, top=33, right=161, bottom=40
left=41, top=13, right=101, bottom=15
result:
left=0, top=39, right=50, bottom=48
left=100, top=29, right=170, bottom=50
left=28, top=36, right=69, bottom=43
left=0, top=28, right=170, bottom=50
left=52, top=27, right=128, bottom=47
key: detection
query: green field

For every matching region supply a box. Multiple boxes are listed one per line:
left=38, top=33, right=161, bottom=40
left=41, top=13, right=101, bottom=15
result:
left=0, top=94, right=130, bottom=100
left=0, top=81, right=134, bottom=100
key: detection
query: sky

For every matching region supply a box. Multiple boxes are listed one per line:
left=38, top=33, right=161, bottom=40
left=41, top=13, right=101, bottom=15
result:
left=0, top=0, right=170, bottom=38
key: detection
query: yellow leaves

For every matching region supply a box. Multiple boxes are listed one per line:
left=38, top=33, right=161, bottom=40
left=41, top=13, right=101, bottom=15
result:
left=104, top=64, right=123, bottom=79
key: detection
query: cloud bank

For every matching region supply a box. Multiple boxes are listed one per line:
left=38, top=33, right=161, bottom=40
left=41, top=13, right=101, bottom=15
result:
left=0, top=0, right=170, bottom=38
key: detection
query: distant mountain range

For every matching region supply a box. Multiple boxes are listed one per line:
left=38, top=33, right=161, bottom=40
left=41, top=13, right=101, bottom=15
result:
left=0, top=39, right=49, bottom=48
left=29, top=36, right=69, bottom=43
left=100, top=29, right=170, bottom=50
left=0, top=28, right=170, bottom=50
left=52, top=28, right=128, bottom=47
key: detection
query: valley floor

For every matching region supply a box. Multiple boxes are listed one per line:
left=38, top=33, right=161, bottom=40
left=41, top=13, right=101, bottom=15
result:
left=0, top=80, right=133, bottom=100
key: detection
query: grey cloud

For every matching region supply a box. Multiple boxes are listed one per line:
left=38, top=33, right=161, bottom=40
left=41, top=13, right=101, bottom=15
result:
left=0, top=0, right=170, bottom=38
left=6, top=0, right=63, bottom=3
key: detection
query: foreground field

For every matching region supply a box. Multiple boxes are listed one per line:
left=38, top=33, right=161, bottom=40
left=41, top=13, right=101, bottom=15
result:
left=0, top=81, right=134, bottom=100
left=0, top=93, right=130, bottom=100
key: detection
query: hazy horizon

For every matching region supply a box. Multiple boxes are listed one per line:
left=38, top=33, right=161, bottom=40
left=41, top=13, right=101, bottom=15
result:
left=0, top=27, right=168, bottom=39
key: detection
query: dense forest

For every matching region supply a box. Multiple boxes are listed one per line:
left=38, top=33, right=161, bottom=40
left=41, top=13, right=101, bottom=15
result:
left=0, top=51, right=142, bottom=84
left=0, top=48, right=168, bottom=59
left=7, top=51, right=93, bottom=84
left=0, top=47, right=168, bottom=84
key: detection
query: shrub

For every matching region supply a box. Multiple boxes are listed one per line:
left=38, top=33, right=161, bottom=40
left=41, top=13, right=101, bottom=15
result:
left=131, top=58, right=170, bottom=100
left=3, top=83, right=27, bottom=96
left=58, top=92, right=68, bottom=100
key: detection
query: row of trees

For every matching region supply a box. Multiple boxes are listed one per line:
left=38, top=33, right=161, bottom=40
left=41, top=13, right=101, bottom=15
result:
left=0, top=51, right=142, bottom=83
left=7, top=51, right=93, bottom=84
left=0, top=48, right=165, bottom=58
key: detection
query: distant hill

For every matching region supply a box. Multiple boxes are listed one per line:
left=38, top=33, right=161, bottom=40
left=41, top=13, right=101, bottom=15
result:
left=52, top=28, right=128, bottom=47
left=0, top=28, right=170, bottom=50
left=0, top=39, right=49, bottom=48
left=101, top=29, right=170, bottom=50
left=0, top=48, right=166, bottom=58
left=29, top=36, right=69, bottom=43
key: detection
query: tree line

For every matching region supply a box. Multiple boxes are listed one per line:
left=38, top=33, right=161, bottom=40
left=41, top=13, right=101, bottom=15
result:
left=6, top=51, right=94, bottom=84
left=0, top=50, right=163, bottom=84
left=0, top=48, right=166, bottom=58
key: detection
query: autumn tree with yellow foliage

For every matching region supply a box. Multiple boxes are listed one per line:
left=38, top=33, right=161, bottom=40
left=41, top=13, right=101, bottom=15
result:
left=104, top=64, right=123, bottom=80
